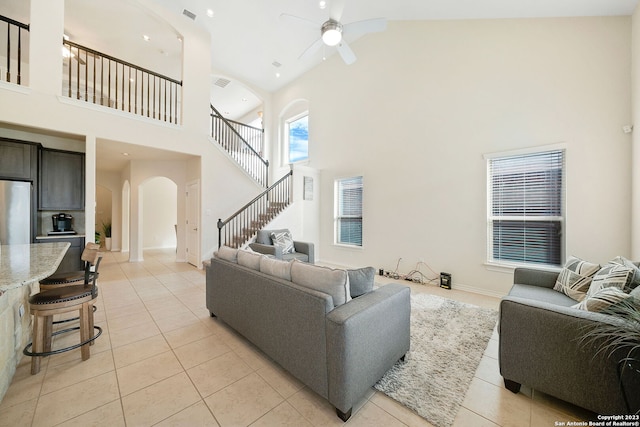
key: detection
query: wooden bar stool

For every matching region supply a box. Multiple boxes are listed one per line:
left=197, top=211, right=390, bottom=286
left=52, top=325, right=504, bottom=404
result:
left=24, top=247, right=103, bottom=374
left=39, top=242, right=101, bottom=290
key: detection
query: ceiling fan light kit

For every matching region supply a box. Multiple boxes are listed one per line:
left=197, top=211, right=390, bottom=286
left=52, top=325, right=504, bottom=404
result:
left=321, top=20, right=343, bottom=46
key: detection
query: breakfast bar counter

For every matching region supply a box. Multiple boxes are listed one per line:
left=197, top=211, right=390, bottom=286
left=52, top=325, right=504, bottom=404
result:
left=0, top=242, right=70, bottom=402
left=0, top=242, right=70, bottom=293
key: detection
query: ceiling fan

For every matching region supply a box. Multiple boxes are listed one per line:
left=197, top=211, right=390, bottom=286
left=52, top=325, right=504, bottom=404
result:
left=280, top=1, right=387, bottom=65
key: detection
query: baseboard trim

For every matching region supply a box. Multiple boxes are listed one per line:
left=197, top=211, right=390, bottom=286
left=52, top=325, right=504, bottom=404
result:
left=452, top=283, right=506, bottom=299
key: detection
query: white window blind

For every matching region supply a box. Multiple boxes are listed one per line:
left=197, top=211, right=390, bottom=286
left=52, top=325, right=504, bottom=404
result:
left=336, top=176, right=363, bottom=246
left=487, top=149, right=564, bottom=266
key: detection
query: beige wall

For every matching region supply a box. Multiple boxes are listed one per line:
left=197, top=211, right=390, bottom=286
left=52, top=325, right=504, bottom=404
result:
left=272, top=17, right=633, bottom=296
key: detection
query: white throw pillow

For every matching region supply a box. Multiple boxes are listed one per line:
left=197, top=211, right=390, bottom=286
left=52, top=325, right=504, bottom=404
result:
left=290, top=260, right=351, bottom=307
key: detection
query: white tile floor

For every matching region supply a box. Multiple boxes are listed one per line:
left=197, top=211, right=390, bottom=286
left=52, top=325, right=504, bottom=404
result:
left=0, top=249, right=595, bottom=426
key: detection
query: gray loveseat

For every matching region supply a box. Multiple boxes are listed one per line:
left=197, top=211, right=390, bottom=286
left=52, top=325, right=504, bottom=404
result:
left=249, top=228, right=315, bottom=263
left=499, top=267, right=639, bottom=415
left=205, top=252, right=410, bottom=421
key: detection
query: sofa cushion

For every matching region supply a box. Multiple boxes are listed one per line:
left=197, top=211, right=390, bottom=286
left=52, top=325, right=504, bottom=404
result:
left=291, top=261, right=351, bottom=307
left=347, top=267, right=375, bottom=298
left=572, top=287, right=632, bottom=312
left=259, top=256, right=292, bottom=281
left=553, top=256, right=600, bottom=302
left=215, top=246, right=238, bottom=263
left=271, top=230, right=295, bottom=255
left=237, top=249, right=262, bottom=270
left=586, top=262, right=634, bottom=298
left=509, top=283, right=578, bottom=307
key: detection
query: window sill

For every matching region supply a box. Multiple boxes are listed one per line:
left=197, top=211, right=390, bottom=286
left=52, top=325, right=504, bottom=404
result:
left=484, top=261, right=562, bottom=274
left=333, top=243, right=363, bottom=250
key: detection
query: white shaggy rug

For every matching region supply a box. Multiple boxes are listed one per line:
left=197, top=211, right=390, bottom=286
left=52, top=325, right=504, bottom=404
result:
left=374, top=293, right=498, bottom=427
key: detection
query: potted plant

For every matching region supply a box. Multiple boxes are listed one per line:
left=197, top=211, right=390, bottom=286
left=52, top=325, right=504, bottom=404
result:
left=102, top=221, right=112, bottom=251
left=581, top=299, right=640, bottom=413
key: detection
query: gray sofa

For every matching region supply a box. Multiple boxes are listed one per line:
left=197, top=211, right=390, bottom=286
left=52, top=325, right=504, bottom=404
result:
left=205, top=253, right=410, bottom=421
left=249, top=228, right=315, bottom=263
left=499, top=267, right=638, bottom=415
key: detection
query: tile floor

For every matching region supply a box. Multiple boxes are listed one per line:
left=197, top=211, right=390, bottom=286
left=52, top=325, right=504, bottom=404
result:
left=0, top=249, right=596, bottom=427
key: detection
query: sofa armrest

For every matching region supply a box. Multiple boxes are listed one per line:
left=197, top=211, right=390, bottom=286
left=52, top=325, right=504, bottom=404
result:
left=325, top=284, right=411, bottom=414
left=293, top=241, right=315, bottom=263
left=248, top=242, right=281, bottom=258
left=499, top=296, right=631, bottom=414
left=513, top=267, right=561, bottom=289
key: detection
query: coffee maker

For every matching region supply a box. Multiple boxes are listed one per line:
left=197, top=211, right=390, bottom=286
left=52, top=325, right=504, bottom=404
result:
left=51, top=213, right=75, bottom=234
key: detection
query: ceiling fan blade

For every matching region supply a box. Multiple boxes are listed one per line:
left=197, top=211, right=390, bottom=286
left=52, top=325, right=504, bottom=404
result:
left=299, top=37, right=324, bottom=61
left=330, top=0, right=345, bottom=22
left=343, top=18, right=387, bottom=37
left=279, top=13, right=318, bottom=31
left=336, top=40, right=356, bottom=65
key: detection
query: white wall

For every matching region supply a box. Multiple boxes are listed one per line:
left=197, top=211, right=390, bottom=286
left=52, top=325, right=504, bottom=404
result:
left=142, top=176, right=177, bottom=249
left=272, top=17, right=632, bottom=296
left=632, top=5, right=640, bottom=260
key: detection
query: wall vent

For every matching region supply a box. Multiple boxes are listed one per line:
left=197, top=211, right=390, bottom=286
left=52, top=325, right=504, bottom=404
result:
left=215, top=78, right=231, bottom=88
left=182, top=9, right=196, bottom=20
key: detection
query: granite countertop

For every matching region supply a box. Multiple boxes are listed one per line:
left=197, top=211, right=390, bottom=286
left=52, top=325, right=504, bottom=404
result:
left=35, top=235, right=86, bottom=240
left=0, top=242, right=70, bottom=293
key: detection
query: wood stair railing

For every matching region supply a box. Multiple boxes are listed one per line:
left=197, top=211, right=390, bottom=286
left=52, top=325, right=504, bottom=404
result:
left=217, top=169, right=292, bottom=249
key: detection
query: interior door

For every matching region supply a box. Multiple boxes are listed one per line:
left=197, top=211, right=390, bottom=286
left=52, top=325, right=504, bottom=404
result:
left=185, top=180, right=200, bottom=266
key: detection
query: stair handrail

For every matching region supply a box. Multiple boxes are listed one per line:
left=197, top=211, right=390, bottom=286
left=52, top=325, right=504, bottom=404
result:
left=217, top=169, right=293, bottom=248
left=210, top=104, right=269, bottom=187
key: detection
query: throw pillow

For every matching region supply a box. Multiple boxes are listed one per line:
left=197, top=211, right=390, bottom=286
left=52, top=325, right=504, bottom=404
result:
left=237, top=249, right=262, bottom=270
left=572, top=287, right=632, bottom=312
left=347, top=267, right=375, bottom=298
left=271, top=231, right=295, bottom=255
left=215, top=246, right=238, bottom=263
left=610, top=256, right=640, bottom=292
left=553, top=256, right=600, bottom=302
left=586, top=262, right=634, bottom=298
left=259, top=256, right=292, bottom=281
left=290, top=260, right=351, bottom=307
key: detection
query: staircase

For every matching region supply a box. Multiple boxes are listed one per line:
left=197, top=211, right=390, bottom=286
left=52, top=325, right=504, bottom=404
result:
left=217, top=170, right=293, bottom=248
left=210, top=104, right=269, bottom=188
left=211, top=104, right=293, bottom=248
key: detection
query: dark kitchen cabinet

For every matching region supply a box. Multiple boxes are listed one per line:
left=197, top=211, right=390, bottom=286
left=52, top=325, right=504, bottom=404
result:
left=39, top=148, right=85, bottom=210
left=0, top=138, right=38, bottom=181
left=36, top=236, right=85, bottom=273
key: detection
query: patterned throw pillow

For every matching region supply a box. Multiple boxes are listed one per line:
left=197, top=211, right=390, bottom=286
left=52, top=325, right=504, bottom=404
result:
left=553, top=256, right=600, bottom=302
left=572, top=287, right=632, bottom=312
left=610, top=256, right=640, bottom=292
left=586, top=263, right=634, bottom=298
left=271, top=231, right=295, bottom=255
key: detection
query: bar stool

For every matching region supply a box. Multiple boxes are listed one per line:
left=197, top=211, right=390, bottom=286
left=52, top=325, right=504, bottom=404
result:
left=24, top=246, right=103, bottom=374
left=39, top=242, right=101, bottom=290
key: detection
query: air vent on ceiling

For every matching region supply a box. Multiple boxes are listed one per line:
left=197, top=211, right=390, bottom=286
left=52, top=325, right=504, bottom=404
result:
left=214, top=78, right=231, bottom=88
left=182, top=9, right=196, bottom=21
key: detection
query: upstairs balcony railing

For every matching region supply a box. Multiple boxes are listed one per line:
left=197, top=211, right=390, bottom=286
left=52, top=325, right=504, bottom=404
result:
left=1, top=15, right=29, bottom=85
left=63, top=40, right=182, bottom=124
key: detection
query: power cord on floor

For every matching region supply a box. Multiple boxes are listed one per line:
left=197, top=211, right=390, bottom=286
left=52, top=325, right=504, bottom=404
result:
left=381, top=258, right=439, bottom=285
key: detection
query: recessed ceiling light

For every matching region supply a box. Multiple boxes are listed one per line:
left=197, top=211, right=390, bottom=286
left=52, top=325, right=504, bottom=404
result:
left=122, top=152, right=130, bottom=156
left=275, top=72, right=281, bottom=78
left=319, top=1, right=327, bottom=9
left=242, top=98, right=247, bottom=102
left=206, top=9, right=214, bottom=18
left=143, top=35, right=151, bottom=42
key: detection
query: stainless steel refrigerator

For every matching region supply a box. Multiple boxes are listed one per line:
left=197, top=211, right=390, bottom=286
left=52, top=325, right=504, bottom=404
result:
left=0, top=180, right=32, bottom=245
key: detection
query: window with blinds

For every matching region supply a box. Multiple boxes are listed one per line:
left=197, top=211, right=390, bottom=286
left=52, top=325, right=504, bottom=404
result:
left=487, top=149, right=565, bottom=266
left=335, top=176, right=363, bottom=246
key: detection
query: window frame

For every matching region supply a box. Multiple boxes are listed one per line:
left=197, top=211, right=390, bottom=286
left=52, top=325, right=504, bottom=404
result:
left=284, top=111, right=309, bottom=164
left=334, top=175, right=364, bottom=248
left=484, top=145, right=566, bottom=269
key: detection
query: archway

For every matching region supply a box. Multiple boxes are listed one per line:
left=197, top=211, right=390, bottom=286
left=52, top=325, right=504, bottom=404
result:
left=141, top=176, right=177, bottom=250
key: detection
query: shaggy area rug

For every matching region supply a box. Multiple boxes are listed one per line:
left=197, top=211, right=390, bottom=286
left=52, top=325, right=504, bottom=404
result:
left=374, top=293, right=499, bottom=427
